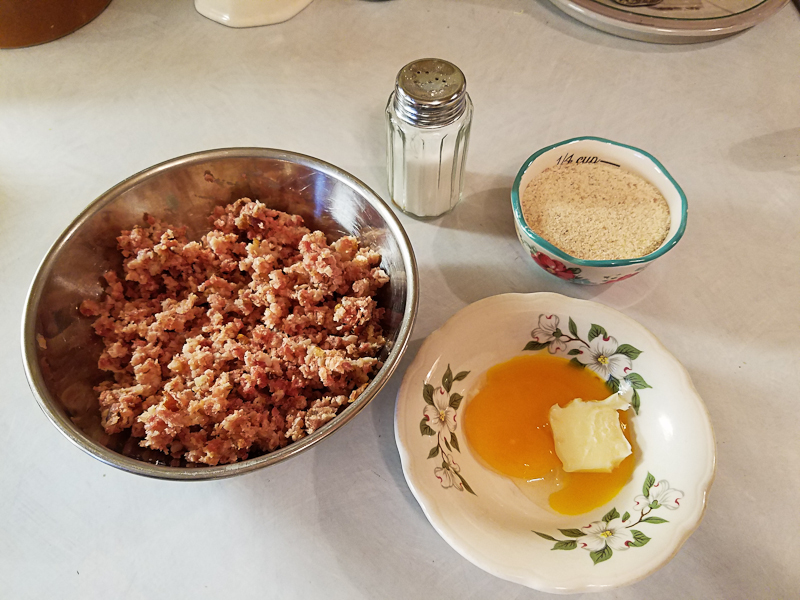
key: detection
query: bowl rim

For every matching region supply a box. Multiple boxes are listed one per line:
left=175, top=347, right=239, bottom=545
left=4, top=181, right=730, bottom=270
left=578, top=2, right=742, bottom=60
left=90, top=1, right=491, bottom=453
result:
left=21, top=147, right=419, bottom=481
left=511, top=136, right=688, bottom=268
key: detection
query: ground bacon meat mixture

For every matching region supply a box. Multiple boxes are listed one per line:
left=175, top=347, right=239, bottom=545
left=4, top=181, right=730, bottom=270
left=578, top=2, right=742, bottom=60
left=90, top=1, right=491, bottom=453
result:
left=80, top=198, right=389, bottom=465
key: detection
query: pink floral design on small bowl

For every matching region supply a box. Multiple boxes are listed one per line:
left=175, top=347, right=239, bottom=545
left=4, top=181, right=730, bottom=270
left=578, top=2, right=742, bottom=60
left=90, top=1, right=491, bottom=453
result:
left=531, top=252, right=580, bottom=280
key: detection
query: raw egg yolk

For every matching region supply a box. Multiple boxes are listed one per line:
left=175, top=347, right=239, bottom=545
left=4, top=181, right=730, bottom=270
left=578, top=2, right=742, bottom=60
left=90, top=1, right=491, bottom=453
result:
left=463, top=354, right=634, bottom=515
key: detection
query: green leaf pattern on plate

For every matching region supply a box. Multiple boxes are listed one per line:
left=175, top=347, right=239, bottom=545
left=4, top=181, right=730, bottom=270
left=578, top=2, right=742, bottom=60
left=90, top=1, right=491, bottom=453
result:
left=532, top=472, right=683, bottom=564
left=422, top=365, right=475, bottom=495
left=526, top=313, right=650, bottom=414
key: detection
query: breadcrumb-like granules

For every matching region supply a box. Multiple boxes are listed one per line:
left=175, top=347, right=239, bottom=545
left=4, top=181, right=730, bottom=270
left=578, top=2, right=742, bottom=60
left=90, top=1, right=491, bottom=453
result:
left=80, top=198, right=389, bottom=466
left=521, top=163, right=671, bottom=260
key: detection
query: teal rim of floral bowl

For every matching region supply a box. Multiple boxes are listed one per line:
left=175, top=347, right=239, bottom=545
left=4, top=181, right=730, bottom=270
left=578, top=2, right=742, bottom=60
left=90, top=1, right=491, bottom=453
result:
left=511, top=136, right=688, bottom=269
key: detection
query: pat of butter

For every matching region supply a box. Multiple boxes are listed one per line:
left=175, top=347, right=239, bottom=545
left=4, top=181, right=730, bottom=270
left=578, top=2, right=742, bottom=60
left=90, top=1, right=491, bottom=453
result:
left=549, top=387, right=633, bottom=473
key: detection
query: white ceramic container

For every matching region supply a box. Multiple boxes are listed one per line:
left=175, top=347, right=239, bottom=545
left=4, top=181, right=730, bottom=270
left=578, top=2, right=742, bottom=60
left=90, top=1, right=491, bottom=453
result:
left=195, top=0, right=314, bottom=27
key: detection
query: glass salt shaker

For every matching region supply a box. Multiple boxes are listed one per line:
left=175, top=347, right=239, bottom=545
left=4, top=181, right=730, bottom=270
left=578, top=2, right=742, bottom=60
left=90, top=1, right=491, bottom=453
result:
left=386, top=58, right=473, bottom=219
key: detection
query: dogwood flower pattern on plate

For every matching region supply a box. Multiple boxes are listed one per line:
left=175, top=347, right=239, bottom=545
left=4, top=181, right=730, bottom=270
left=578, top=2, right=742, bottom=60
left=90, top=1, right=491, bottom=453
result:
left=633, top=479, right=683, bottom=511
left=434, top=453, right=464, bottom=491
left=420, top=364, right=475, bottom=495
left=579, top=335, right=632, bottom=381
left=534, top=472, right=684, bottom=564
left=524, top=315, right=652, bottom=414
left=531, top=314, right=570, bottom=354
left=423, top=386, right=457, bottom=447
left=580, top=519, right=634, bottom=552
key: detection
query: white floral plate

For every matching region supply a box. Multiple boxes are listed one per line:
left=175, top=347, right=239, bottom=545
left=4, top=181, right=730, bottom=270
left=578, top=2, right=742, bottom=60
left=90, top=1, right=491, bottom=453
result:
left=394, top=293, right=715, bottom=594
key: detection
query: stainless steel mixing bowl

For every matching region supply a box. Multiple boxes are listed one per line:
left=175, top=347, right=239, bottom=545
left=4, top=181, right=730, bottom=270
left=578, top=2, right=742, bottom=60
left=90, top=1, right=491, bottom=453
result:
left=22, top=148, right=418, bottom=480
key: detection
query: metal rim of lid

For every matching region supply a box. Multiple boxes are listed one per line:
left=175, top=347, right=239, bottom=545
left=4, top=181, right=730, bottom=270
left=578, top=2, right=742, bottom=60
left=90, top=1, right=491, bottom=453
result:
left=393, top=58, right=468, bottom=127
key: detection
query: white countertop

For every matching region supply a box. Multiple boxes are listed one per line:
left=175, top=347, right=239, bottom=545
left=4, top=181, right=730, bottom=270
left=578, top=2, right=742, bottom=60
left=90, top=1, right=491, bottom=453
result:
left=2, top=0, right=799, bottom=598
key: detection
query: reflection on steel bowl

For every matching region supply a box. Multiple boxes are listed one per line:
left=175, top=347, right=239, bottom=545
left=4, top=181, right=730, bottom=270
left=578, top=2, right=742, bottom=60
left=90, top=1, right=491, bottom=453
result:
left=22, top=148, right=419, bottom=480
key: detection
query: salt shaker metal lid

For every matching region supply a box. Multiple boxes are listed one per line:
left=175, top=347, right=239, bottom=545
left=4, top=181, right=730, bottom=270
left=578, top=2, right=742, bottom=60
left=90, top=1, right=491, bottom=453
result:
left=393, top=59, right=468, bottom=128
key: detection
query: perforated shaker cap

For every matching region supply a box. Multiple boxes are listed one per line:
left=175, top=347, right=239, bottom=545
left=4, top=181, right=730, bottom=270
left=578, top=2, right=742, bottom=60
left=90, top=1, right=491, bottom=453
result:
left=393, top=58, right=468, bottom=127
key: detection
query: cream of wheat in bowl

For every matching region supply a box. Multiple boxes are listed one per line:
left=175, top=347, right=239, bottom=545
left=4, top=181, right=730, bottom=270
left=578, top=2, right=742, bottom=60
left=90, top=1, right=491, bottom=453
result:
left=521, top=163, right=670, bottom=261
left=511, top=137, right=687, bottom=285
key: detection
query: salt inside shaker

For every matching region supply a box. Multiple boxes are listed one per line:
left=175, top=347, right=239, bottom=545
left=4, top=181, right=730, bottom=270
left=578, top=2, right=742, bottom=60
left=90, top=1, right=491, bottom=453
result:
left=386, top=58, right=473, bottom=218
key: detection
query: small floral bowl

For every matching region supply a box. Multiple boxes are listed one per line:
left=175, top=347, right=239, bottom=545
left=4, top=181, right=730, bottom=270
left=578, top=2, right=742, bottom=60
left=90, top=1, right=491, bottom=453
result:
left=511, top=137, right=688, bottom=285
left=394, top=293, right=715, bottom=593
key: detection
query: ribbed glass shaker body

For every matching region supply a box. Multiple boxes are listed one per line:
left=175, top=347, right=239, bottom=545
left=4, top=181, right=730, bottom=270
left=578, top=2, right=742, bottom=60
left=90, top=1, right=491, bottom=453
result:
left=386, top=59, right=472, bottom=219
